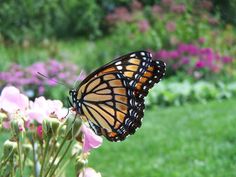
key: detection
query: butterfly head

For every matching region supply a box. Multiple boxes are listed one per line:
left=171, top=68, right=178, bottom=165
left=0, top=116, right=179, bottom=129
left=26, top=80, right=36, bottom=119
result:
left=69, top=89, right=82, bottom=114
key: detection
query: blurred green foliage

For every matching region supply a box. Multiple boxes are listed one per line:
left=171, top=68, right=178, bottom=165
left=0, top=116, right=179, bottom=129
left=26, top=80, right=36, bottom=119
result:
left=1, top=0, right=236, bottom=43
left=0, top=0, right=103, bottom=43
left=146, top=80, right=236, bottom=107
left=213, top=0, right=236, bottom=25
left=0, top=0, right=236, bottom=106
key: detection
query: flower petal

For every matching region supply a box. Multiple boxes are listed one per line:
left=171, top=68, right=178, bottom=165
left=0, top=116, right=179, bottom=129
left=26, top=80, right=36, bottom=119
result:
left=0, top=86, right=29, bottom=113
left=27, top=109, right=46, bottom=124
left=78, top=167, right=102, bottom=177
left=81, top=124, right=103, bottom=153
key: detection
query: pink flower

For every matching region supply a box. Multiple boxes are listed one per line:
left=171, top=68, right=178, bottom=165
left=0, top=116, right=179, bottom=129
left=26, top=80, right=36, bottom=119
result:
left=0, top=86, right=29, bottom=114
left=171, top=4, right=186, bottom=13
left=138, top=20, right=150, bottom=33
left=37, top=125, right=43, bottom=138
left=27, top=96, right=66, bottom=124
left=131, top=0, right=142, bottom=11
left=0, top=86, right=29, bottom=129
left=195, top=61, right=205, bottom=68
left=78, top=168, right=102, bottom=177
left=198, top=37, right=205, bottom=44
left=152, top=5, right=162, bottom=15
left=199, top=0, right=213, bottom=10
left=222, top=56, right=233, bottom=63
left=161, top=0, right=173, bottom=6
left=81, top=124, right=103, bottom=153
left=166, top=21, right=176, bottom=32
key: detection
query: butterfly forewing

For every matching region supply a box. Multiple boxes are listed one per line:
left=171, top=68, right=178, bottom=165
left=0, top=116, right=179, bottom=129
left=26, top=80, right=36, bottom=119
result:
left=80, top=51, right=166, bottom=97
left=73, top=51, right=166, bottom=141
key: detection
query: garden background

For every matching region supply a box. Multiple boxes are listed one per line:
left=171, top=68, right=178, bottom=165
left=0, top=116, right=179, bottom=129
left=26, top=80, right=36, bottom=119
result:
left=0, top=0, right=236, bottom=176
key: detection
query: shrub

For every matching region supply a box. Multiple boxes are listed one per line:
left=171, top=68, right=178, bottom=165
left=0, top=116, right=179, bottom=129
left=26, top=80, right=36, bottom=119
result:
left=0, top=60, right=86, bottom=101
left=146, top=80, right=236, bottom=107
left=152, top=43, right=233, bottom=79
left=0, top=0, right=103, bottom=43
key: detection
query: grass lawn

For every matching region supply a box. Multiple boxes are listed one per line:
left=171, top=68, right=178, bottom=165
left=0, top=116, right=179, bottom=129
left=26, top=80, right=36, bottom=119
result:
left=1, top=99, right=236, bottom=177
left=88, top=99, right=236, bottom=177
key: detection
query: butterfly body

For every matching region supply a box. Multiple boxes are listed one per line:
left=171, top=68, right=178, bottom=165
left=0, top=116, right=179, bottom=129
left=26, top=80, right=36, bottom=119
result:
left=70, top=51, right=166, bottom=142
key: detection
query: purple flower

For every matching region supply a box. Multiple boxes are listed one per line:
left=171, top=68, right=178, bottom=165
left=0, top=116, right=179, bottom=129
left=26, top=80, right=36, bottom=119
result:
left=152, top=5, right=163, bottom=15
left=166, top=21, right=176, bottom=32
left=38, top=86, right=45, bottom=95
left=198, top=37, right=205, bottom=44
left=200, top=48, right=213, bottom=55
left=138, top=20, right=150, bottom=33
left=169, top=50, right=179, bottom=58
left=199, top=0, right=213, bottom=10
left=195, top=61, right=205, bottom=69
left=161, top=0, right=173, bottom=6
left=156, top=50, right=169, bottom=59
left=171, top=4, right=186, bottom=13
left=188, top=44, right=199, bottom=55
left=131, top=0, right=142, bottom=11
left=222, top=56, right=233, bottom=63
left=181, top=57, right=190, bottom=64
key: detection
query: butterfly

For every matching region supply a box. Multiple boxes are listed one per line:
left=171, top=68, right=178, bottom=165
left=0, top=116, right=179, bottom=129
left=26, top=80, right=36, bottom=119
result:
left=69, top=51, right=166, bottom=142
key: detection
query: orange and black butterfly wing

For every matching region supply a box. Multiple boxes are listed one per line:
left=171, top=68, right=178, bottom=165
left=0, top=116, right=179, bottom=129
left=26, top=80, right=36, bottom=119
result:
left=73, top=51, right=166, bottom=141
left=77, top=72, right=144, bottom=141
left=78, top=51, right=166, bottom=98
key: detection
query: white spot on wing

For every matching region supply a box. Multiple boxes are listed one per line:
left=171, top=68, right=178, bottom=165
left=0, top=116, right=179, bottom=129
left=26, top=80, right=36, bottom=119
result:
left=115, top=61, right=122, bottom=65
left=117, top=66, right=123, bottom=70
left=130, top=54, right=135, bottom=57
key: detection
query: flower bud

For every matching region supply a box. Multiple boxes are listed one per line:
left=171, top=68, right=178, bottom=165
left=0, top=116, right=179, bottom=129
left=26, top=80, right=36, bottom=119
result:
left=0, top=112, right=7, bottom=120
left=3, top=139, right=17, bottom=158
left=58, top=124, right=67, bottom=138
left=10, top=117, right=25, bottom=137
left=42, top=118, right=60, bottom=138
left=65, top=115, right=82, bottom=140
left=22, top=143, right=32, bottom=154
left=72, top=143, right=82, bottom=157
left=75, top=156, right=88, bottom=173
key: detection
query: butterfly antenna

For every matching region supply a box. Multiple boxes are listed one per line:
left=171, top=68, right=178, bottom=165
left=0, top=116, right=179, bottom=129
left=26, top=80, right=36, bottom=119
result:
left=37, top=72, right=67, bottom=87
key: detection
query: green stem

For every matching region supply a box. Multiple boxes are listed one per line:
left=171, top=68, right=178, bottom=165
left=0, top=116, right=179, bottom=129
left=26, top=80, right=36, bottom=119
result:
left=44, top=133, right=69, bottom=177
left=44, top=116, right=77, bottom=177
left=0, top=151, right=14, bottom=171
left=55, top=155, right=73, bottom=177
left=46, top=138, right=56, bottom=165
left=17, top=137, right=23, bottom=177
left=48, top=140, right=73, bottom=177
left=39, top=137, right=50, bottom=177
left=32, top=141, right=39, bottom=177
left=10, top=156, right=14, bottom=177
